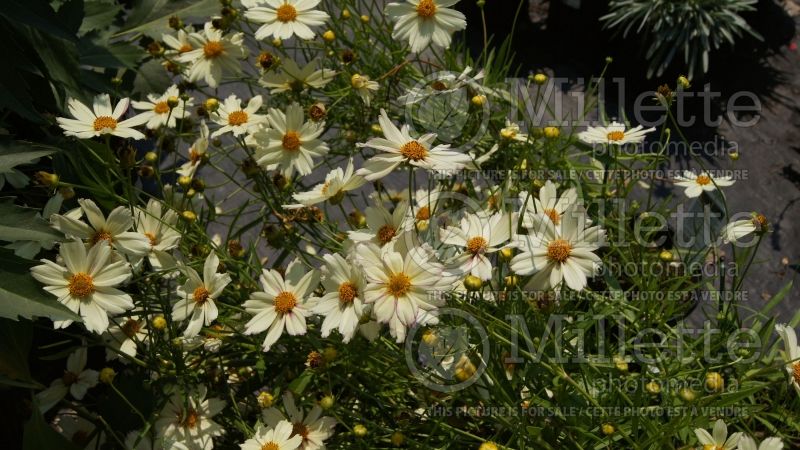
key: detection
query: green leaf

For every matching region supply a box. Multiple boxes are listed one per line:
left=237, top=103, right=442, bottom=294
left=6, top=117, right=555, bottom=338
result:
left=0, top=319, right=39, bottom=387
left=117, top=0, right=219, bottom=38
left=23, top=402, right=82, bottom=450
left=0, top=198, right=63, bottom=244
left=79, top=39, right=142, bottom=68
left=0, top=249, right=80, bottom=323
left=288, top=369, right=314, bottom=395
left=0, top=140, right=58, bottom=172
left=80, top=0, right=123, bottom=36
left=133, top=59, right=173, bottom=95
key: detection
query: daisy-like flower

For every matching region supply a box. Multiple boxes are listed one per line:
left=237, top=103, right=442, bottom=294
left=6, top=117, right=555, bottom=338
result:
left=576, top=121, right=655, bottom=146
left=519, top=180, right=579, bottom=229
left=311, top=253, right=367, bottom=343
left=674, top=170, right=735, bottom=198
left=36, top=347, right=98, bottom=413
left=720, top=212, right=768, bottom=245
left=131, top=85, right=193, bottom=129
left=31, top=240, right=134, bottom=333
left=348, top=200, right=412, bottom=247
left=103, top=316, right=148, bottom=362
left=57, top=94, right=148, bottom=140
left=172, top=252, right=232, bottom=338
left=155, top=386, right=225, bottom=450
left=240, top=421, right=302, bottom=450
left=440, top=212, right=515, bottom=280
left=262, top=393, right=336, bottom=450
left=163, top=29, right=195, bottom=56
left=135, top=199, right=181, bottom=270
left=385, top=0, right=467, bottom=53
left=260, top=58, right=336, bottom=93
left=775, top=324, right=800, bottom=396
left=177, top=120, right=211, bottom=178
left=250, top=102, right=329, bottom=176
left=409, top=186, right=442, bottom=225
left=54, top=409, right=105, bottom=448
left=288, top=159, right=366, bottom=207
left=356, top=109, right=471, bottom=180
left=356, top=240, right=454, bottom=342
left=53, top=198, right=151, bottom=256
left=499, top=119, right=528, bottom=142
left=243, top=0, right=329, bottom=41
left=738, top=436, right=784, bottom=450
left=350, top=73, right=379, bottom=106
left=243, top=259, right=319, bottom=352
left=693, top=419, right=741, bottom=450
left=510, top=205, right=604, bottom=291
left=210, top=94, right=266, bottom=138
left=177, top=22, right=247, bottom=88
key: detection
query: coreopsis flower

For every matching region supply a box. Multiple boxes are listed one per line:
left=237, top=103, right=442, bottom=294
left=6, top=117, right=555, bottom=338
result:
left=355, top=109, right=470, bottom=180
left=53, top=198, right=151, bottom=256
left=311, top=253, right=367, bottom=343
left=260, top=58, right=336, bottom=93
left=720, top=212, right=768, bottom=245
left=576, top=121, right=655, bottom=145
left=510, top=205, right=604, bottom=291
left=57, top=94, right=148, bottom=139
left=409, top=186, right=442, bottom=224
left=31, top=240, right=134, bottom=333
left=135, top=199, right=181, bottom=269
left=674, top=171, right=735, bottom=198
left=176, top=22, right=247, bottom=88
left=347, top=200, right=412, bottom=247
left=775, top=324, right=800, bottom=396
left=440, top=212, right=515, bottom=280
left=262, top=393, right=336, bottom=450
left=356, top=240, right=454, bottom=342
left=36, top=347, right=98, bottom=413
left=172, top=252, right=232, bottom=338
left=243, top=0, right=330, bottom=41
left=54, top=409, right=105, bottom=448
left=177, top=120, right=210, bottom=178
left=240, top=421, right=302, bottom=450
left=155, top=386, right=226, bottom=450
left=738, top=436, right=784, bottom=450
left=499, top=119, right=528, bottom=142
left=243, top=259, right=319, bottom=352
left=210, top=94, right=266, bottom=138
left=519, top=180, right=579, bottom=229
left=163, top=29, right=194, bottom=56
left=288, top=159, right=366, bottom=207
left=103, top=316, right=148, bottom=362
left=131, top=85, right=193, bottom=129
left=384, top=0, right=467, bottom=53
left=350, top=73, right=379, bottom=106
left=250, top=102, right=329, bottom=176
left=693, top=419, right=741, bottom=450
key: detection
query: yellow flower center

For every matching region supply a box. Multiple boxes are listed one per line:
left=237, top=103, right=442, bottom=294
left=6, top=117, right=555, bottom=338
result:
left=387, top=273, right=411, bottom=297
left=702, top=445, right=724, bottom=450
left=606, top=131, right=625, bottom=141
left=351, top=73, right=368, bottom=88
left=282, top=131, right=301, bottom=151
left=90, top=229, right=114, bottom=245
left=416, top=206, right=431, bottom=221
left=793, top=362, right=800, bottom=385
left=121, top=319, right=142, bottom=338
left=144, top=232, right=158, bottom=246
left=227, top=110, right=249, bottom=126
left=68, top=272, right=95, bottom=298
left=274, top=291, right=297, bottom=314
left=377, top=224, right=396, bottom=245
left=203, top=41, right=224, bottom=58
left=416, top=0, right=437, bottom=18
left=179, top=44, right=193, bottom=53
left=400, top=140, right=428, bottom=161
left=261, top=443, right=280, bottom=450
left=546, top=239, right=572, bottom=263
left=62, top=370, right=79, bottom=385
left=753, top=213, right=768, bottom=229
left=338, top=281, right=357, bottom=305
left=544, top=208, right=561, bottom=225
left=193, top=286, right=210, bottom=304
left=181, top=408, right=199, bottom=429
left=276, top=3, right=298, bottom=22
left=153, top=101, right=170, bottom=114
left=93, top=116, right=118, bottom=132
left=696, top=174, right=711, bottom=186
left=466, top=236, right=488, bottom=255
